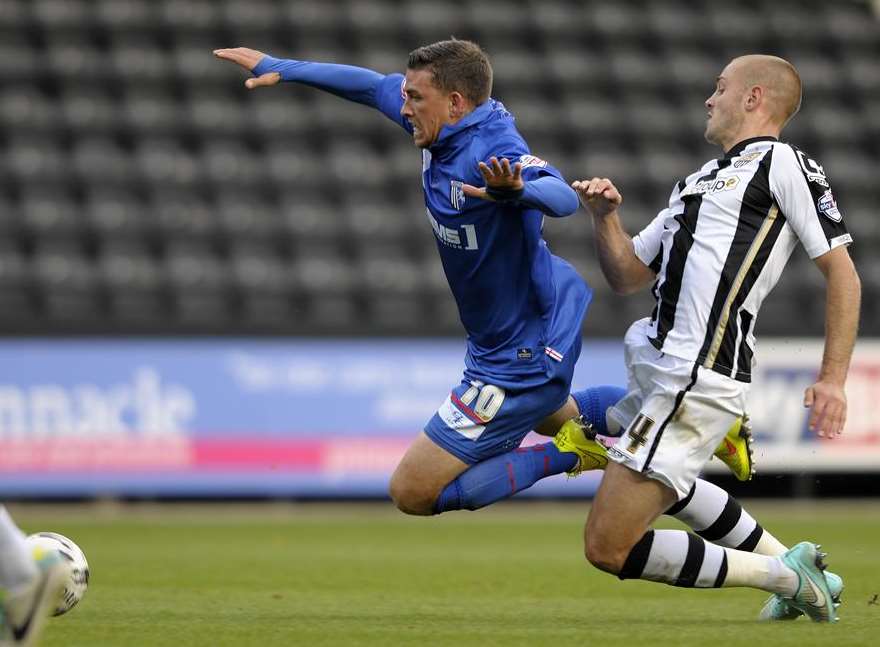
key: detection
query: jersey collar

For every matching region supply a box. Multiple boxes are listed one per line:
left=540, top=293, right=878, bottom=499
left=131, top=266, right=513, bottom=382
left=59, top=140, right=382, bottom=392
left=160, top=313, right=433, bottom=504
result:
left=431, top=99, right=499, bottom=152
left=724, top=136, right=777, bottom=159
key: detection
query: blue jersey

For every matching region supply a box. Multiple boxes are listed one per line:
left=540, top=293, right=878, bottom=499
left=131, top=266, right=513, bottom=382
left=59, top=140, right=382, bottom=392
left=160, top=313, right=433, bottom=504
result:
left=253, top=59, right=592, bottom=390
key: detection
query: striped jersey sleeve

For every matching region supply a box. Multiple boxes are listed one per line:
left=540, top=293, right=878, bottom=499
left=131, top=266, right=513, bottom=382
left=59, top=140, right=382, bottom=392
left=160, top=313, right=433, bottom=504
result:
left=633, top=183, right=683, bottom=271
left=769, top=144, right=852, bottom=259
left=633, top=209, right=667, bottom=267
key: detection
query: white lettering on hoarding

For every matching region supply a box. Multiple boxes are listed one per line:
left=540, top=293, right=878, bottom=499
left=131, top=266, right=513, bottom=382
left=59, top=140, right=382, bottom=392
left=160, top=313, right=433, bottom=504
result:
left=0, top=368, right=194, bottom=439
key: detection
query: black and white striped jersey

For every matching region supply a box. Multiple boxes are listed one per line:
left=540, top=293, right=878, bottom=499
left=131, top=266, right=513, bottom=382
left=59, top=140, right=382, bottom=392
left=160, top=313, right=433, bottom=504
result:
left=632, top=136, right=852, bottom=382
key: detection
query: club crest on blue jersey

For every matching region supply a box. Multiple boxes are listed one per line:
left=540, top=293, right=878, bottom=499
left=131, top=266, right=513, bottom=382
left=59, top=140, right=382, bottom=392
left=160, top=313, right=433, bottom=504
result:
left=450, top=180, right=466, bottom=211
left=519, top=154, right=548, bottom=169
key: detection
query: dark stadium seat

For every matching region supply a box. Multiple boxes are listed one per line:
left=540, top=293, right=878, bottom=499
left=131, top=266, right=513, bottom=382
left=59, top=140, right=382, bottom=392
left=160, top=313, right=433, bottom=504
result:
left=32, top=241, right=102, bottom=323
left=346, top=1, right=402, bottom=40
left=215, top=192, right=284, bottom=244
left=164, top=241, right=231, bottom=327
left=0, top=90, right=59, bottom=140
left=280, top=192, right=346, bottom=243
left=159, top=0, right=221, bottom=33
left=31, top=0, right=91, bottom=30
left=20, top=187, right=84, bottom=242
left=0, top=243, right=34, bottom=322
left=46, top=38, right=108, bottom=85
left=136, top=140, right=203, bottom=188
left=0, top=36, right=38, bottom=85
left=291, top=242, right=356, bottom=299
left=0, top=193, right=20, bottom=239
left=547, top=50, right=614, bottom=90
left=187, top=95, right=250, bottom=139
left=60, top=87, right=123, bottom=134
left=844, top=53, right=880, bottom=99
left=71, top=137, right=138, bottom=187
left=291, top=241, right=359, bottom=331
left=85, top=189, right=154, bottom=244
left=828, top=3, right=880, bottom=46
left=200, top=140, right=264, bottom=188
left=152, top=191, right=219, bottom=243
left=247, top=94, right=316, bottom=139
left=123, top=91, right=182, bottom=137
left=229, top=243, right=298, bottom=326
left=589, top=2, right=649, bottom=42
left=97, top=242, right=166, bottom=325
left=93, top=0, right=157, bottom=32
left=5, top=137, right=68, bottom=186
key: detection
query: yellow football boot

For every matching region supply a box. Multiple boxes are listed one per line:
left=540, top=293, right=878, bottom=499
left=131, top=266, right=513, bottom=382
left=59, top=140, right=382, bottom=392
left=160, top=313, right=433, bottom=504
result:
left=712, top=414, right=756, bottom=481
left=552, top=416, right=608, bottom=476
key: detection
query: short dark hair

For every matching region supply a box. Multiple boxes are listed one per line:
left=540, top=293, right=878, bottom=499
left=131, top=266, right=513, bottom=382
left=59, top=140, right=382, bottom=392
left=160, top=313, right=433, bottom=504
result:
left=407, top=39, right=493, bottom=105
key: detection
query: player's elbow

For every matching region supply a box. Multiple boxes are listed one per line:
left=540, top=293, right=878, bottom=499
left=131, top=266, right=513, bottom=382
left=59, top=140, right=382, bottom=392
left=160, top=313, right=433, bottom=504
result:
left=608, top=264, right=654, bottom=296
left=558, top=187, right=580, bottom=217
left=609, top=276, right=646, bottom=296
left=609, top=282, right=639, bottom=296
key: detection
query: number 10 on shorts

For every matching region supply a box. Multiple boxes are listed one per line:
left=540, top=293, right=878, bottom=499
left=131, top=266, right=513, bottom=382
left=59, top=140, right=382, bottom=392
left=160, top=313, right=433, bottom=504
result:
left=459, top=381, right=506, bottom=423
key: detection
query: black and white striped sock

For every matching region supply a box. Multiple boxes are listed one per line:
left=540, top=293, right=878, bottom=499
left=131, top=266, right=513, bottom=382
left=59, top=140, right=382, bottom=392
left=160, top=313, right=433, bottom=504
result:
left=618, top=529, right=797, bottom=595
left=619, top=529, right=728, bottom=588
left=665, top=479, right=787, bottom=556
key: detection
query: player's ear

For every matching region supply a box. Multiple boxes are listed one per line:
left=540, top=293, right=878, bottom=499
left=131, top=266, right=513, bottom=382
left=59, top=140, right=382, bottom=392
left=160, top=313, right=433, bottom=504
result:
left=448, top=91, right=468, bottom=120
left=744, top=85, right=763, bottom=112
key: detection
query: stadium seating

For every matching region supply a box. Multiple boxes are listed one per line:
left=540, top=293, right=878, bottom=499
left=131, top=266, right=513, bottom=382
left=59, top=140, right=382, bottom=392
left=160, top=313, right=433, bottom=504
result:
left=0, top=0, right=877, bottom=337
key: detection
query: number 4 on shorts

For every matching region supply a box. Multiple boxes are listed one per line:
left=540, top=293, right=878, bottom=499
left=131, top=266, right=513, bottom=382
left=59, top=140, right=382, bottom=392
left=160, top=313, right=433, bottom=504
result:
left=625, top=413, right=655, bottom=453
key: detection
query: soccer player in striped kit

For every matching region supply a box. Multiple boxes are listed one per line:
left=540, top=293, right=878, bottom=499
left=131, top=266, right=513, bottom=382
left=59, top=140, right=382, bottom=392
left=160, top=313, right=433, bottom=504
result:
left=573, top=55, right=860, bottom=622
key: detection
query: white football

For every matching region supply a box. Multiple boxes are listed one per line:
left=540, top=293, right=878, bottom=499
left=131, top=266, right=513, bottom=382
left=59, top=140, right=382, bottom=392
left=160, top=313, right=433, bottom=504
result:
left=26, top=532, right=90, bottom=616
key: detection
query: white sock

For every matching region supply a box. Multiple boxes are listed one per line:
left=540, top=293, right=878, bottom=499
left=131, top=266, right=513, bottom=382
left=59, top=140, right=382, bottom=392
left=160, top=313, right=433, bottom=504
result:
left=753, top=531, right=788, bottom=557
left=0, top=507, right=38, bottom=591
left=722, top=547, right=798, bottom=596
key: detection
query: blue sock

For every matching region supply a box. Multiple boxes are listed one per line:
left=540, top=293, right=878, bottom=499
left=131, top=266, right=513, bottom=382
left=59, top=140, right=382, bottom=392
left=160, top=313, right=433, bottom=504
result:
left=571, top=385, right=627, bottom=436
left=433, top=444, right=577, bottom=513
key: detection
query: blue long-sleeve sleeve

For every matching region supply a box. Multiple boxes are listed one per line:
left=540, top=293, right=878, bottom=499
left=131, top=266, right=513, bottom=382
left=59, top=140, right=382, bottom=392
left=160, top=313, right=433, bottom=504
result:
left=252, top=56, right=411, bottom=131
left=518, top=176, right=580, bottom=218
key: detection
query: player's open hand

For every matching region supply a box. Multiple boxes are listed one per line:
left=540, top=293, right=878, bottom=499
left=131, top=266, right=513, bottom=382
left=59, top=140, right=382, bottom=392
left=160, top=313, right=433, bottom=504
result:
left=572, top=177, right=623, bottom=218
left=213, top=47, right=280, bottom=89
left=803, top=380, right=847, bottom=438
left=462, top=157, right=524, bottom=201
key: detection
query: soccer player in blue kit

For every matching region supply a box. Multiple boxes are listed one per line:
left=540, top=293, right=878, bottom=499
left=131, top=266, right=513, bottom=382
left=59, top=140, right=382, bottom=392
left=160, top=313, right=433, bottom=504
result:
left=214, top=40, right=757, bottom=527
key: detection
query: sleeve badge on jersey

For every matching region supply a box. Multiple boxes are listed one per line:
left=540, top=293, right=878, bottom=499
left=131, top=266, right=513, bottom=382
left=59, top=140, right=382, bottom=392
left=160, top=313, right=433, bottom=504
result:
left=795, top=150, right=829, bottom=187
left=518, top=154, right=548, bottom=169
left=450, top=180, right=466, bottom=211
left=817, top=189, right=842, bottom=222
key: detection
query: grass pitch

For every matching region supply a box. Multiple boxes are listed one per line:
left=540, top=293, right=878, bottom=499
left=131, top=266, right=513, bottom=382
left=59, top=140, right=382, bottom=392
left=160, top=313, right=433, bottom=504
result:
left=8, top=500, right=879, bottom=647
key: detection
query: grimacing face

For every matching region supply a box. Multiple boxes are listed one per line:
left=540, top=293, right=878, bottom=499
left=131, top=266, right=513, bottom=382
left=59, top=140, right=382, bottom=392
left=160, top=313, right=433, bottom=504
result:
left=400, top=68, right=455, bottom=148
left=704, top=62, right=746, bottom=148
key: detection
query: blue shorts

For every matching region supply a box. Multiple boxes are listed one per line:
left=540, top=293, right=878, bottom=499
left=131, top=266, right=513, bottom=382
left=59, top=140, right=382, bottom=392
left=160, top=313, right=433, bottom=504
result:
left=424, top=341, right=580, bottom=464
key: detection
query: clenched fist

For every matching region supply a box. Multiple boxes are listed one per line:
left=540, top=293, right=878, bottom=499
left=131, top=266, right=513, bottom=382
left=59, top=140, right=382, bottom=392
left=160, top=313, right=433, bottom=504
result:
left=572, top=177, right=623, bottom=218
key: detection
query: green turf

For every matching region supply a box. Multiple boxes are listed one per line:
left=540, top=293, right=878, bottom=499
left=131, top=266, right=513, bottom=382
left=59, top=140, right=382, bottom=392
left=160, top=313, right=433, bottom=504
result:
left=7, top=501, right=879, bottom=647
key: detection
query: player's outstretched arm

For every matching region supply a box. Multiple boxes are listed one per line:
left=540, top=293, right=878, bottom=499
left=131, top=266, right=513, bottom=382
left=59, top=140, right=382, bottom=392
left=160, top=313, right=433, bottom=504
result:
left=803, top=246, right=861, bottom=438
left=462, top=157, right=579, bottom=218
left=213, top=47, right=410, bottom=130
left=572, top=177, right=654, bottom=295
left=214, top=47, right=281, bottom=88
